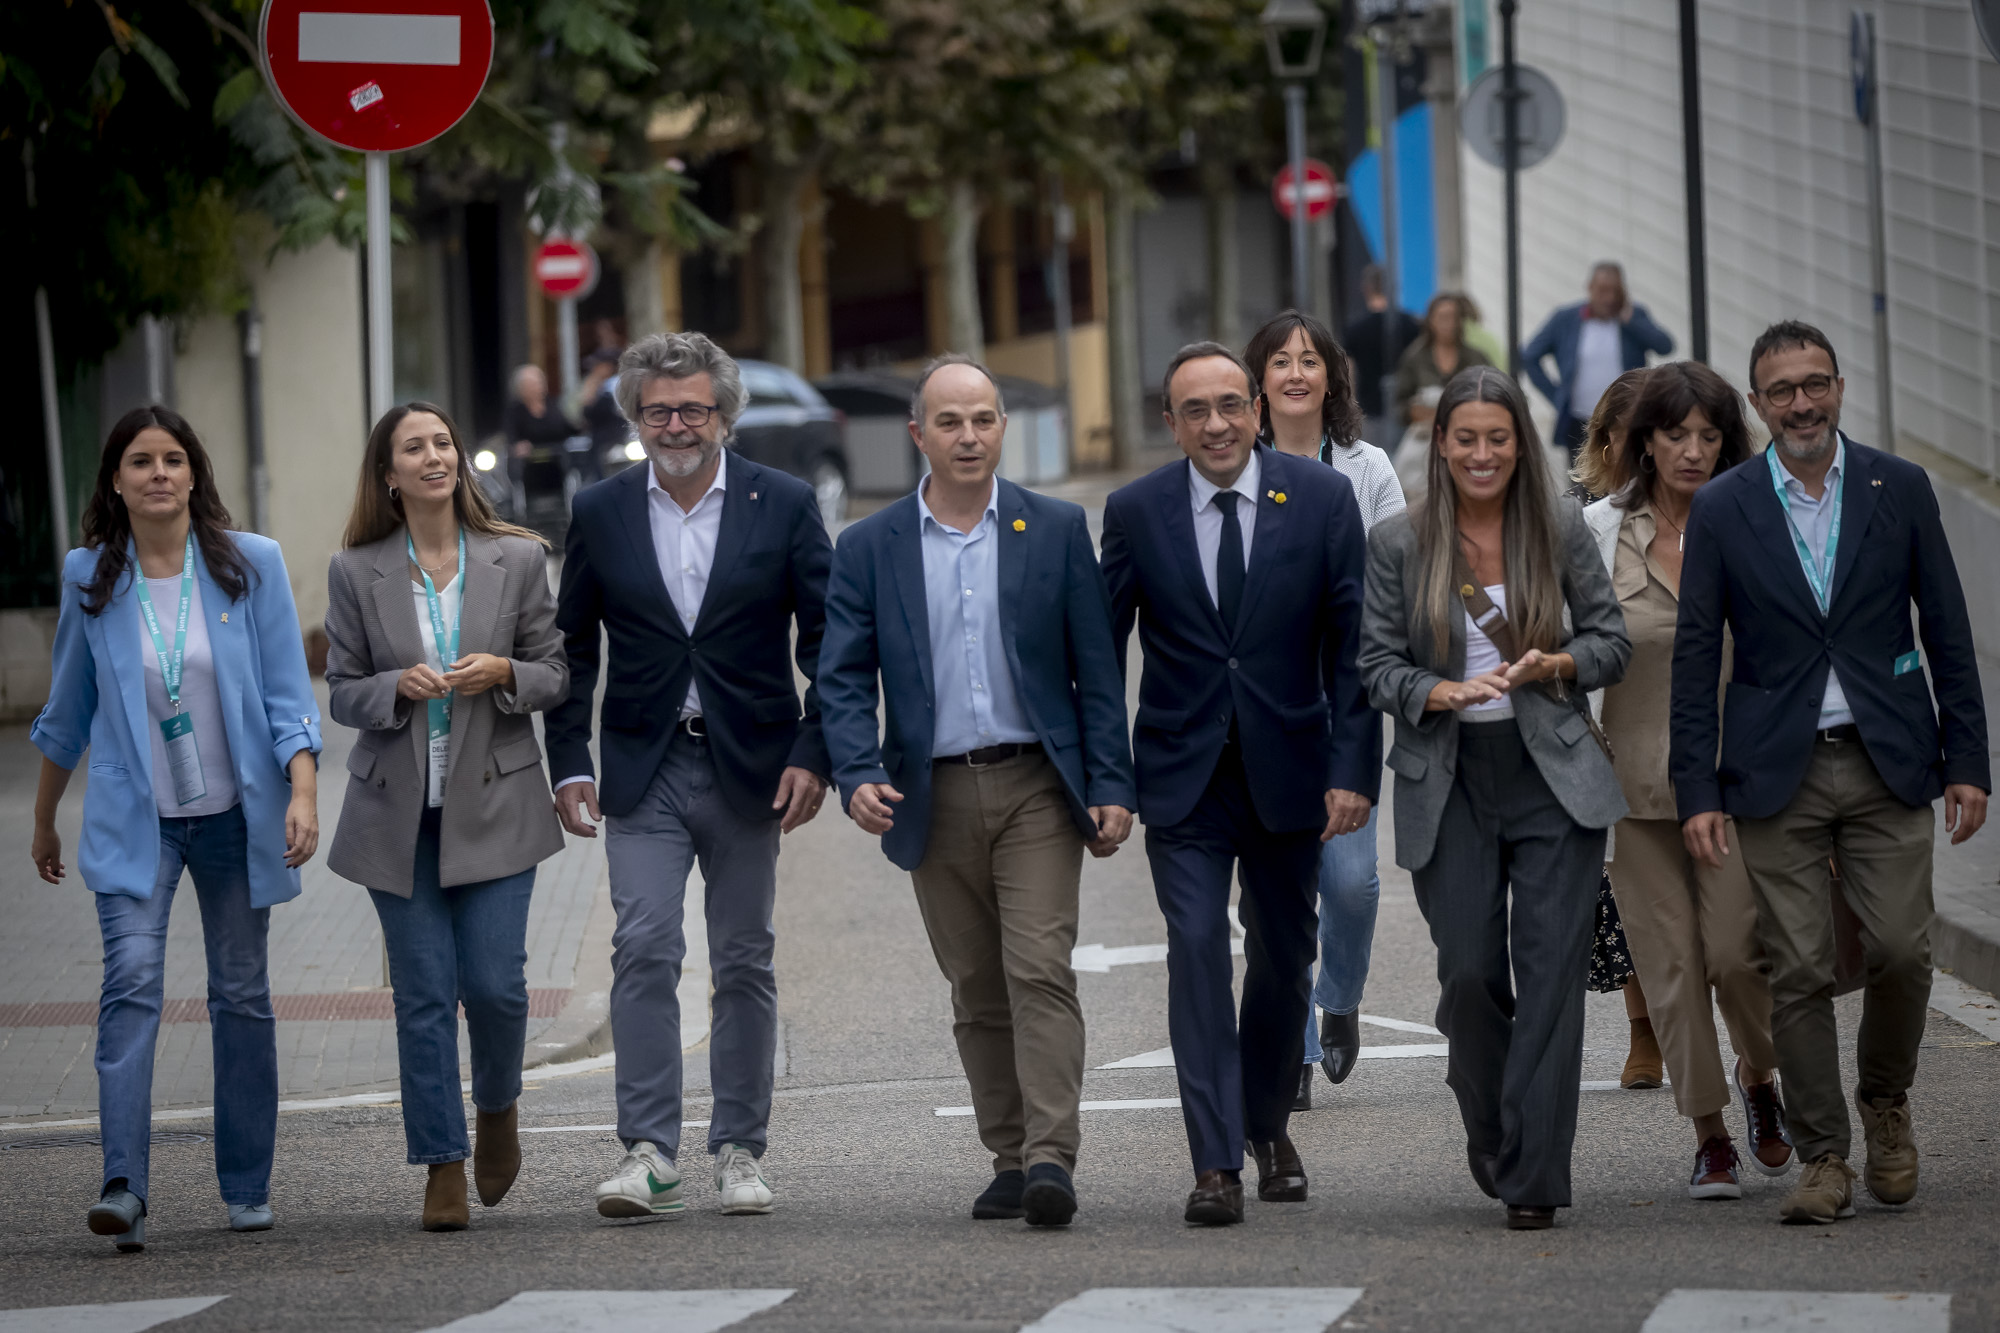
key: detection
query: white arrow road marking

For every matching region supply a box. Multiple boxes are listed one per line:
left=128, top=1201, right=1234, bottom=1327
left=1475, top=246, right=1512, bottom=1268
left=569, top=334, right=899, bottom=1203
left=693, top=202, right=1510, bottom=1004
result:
left=936, top=1098, right=1181, bottom=1117
left=1929, top=968, right=2000, bottom=1043
left=0, top=1297, right=227, bottom=1333
left=1640, top=1291, right=1948, bottom=1333
left=298, top=12, right=461, bottom=65
left=1096, top=1043, right=1451, bottom=1070
left=419, top=1290, right=793, bottom=1333
left=1021, top=1288, right=1365, bottom=1333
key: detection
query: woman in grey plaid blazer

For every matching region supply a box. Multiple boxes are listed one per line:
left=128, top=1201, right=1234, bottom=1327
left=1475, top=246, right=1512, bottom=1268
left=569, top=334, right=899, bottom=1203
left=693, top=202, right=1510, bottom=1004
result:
left=324, top=402, right=566, bottom=1232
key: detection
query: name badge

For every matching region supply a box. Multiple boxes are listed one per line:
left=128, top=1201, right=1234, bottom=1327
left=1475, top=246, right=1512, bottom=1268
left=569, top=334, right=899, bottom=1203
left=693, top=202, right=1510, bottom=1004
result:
left=1894, top=650, right=1922, bottom=677
left=428, top=729, right=450, bottom=808
left=159, top=712, right=208, bottom=806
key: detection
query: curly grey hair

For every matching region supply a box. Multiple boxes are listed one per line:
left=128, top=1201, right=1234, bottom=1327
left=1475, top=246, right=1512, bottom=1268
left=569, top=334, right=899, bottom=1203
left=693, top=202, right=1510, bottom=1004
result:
left=910, top=353, right=1006, bottom=423
left=616, top=332, right=746, bottom=430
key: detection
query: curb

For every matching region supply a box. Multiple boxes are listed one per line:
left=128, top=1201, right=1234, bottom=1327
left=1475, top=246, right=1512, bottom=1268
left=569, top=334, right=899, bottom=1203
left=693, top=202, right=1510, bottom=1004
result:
left=524, top=864, right=617, bottom=1070
left=1933, top=908, right=2000, bottom=1002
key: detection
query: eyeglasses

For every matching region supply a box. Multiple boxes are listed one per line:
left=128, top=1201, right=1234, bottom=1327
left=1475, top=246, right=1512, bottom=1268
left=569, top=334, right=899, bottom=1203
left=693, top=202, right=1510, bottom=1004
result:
left=1758, top=375, right=1834, bottom=408
left=639, top=402, right=717, bottom=428
left=1175, top=396, right=1253, bottom=425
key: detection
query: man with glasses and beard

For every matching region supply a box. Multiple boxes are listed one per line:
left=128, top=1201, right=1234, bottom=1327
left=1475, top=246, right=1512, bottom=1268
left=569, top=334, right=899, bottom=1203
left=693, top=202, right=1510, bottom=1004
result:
left=546, top=332, right=834, bottom=1221
left=1670, top=320, right=1988, bottom=1227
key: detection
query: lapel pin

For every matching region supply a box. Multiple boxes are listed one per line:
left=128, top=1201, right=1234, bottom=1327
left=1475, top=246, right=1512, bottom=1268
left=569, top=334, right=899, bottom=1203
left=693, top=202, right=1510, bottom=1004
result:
left=219, top=613, right=228, bottom=623
left=1013, top=519, right=1027, bottom=532
left=1871, top=479, right=1882, bottom=487
left=1460, top=584, right=1475, bottom=597
left=1273, top=491, right=1287, bottom=504
left=750, top=491, right=759, bottom=499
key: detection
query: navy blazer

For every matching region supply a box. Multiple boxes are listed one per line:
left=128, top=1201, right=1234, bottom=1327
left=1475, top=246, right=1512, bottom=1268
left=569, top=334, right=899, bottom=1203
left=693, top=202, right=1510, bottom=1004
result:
left=545, top=454, right=833, bottom=821
left=1100, top=447, right=1376, bottom=832
left=1670, top=436, right=1990, bottom=821
left=819, top=480, right=1137, bottom=872
left=1521, top=301, right=1674, bottom=424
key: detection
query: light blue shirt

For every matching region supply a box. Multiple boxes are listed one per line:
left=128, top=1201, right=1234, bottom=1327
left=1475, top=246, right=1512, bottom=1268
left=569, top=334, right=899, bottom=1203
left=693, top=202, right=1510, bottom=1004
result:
left=919, top=478, right=1037, bottom=757
left=1770, top=436, right=1852, bottom=729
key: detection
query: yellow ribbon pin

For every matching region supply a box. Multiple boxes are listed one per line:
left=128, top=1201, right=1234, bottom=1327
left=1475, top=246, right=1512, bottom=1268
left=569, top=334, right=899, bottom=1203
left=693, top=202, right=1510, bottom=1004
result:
left=1013, top=519, right=1026, bottom=531
left=1274, top=492, right=1287, bottom=504
left=220, top=613, right=228, bottom=623
left=1460, top=585, right=1475, bottom=597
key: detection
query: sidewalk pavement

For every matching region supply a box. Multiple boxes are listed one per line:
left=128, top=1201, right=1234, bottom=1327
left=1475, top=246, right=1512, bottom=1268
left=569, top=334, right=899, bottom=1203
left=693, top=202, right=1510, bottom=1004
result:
left=1930, top=650, right=2000, bottom=998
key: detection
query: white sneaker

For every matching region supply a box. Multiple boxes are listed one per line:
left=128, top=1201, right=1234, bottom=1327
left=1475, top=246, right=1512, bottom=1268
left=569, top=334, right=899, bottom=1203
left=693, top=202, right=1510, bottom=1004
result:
left=715, top=1143, right=775, bottom=1215
left=595, top=1142, right=686, bottom=1219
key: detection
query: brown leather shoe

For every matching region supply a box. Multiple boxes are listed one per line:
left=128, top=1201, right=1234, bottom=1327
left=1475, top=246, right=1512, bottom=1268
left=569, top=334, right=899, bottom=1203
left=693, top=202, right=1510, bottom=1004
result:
left=474, top=1103, right=521, bottom=1207
left=1506, top=1205, right=1556, bottom=1230
left=1184, top=1169, right=1244, bottom=1225
left=1247, top=1136, right=1308, bottom=1202
left=423, top=1161, right=469, bottom=1231
left=1621, top=1019, right=1663, bottom=1089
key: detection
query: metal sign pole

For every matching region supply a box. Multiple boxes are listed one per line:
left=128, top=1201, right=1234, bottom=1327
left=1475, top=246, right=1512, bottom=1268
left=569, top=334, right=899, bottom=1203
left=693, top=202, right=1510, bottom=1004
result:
left=1680, top=0, right=1710, bottom=364
left=1285, top=83, right=1311, bottom=310
left=558, top=296, right=581, bottom=403
left=1857, top=10, right=1894, bottom=455
left=366, top=151, right=393, bottom=424
left=1377, top=30, right=1400, bottom=321
left=1499, top=0, right=1520, bottom=376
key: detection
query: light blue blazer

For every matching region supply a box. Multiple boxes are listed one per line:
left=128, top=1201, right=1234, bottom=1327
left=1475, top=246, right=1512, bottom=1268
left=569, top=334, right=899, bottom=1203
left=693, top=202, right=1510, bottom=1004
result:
left=32, top=534, right=323, bottom=908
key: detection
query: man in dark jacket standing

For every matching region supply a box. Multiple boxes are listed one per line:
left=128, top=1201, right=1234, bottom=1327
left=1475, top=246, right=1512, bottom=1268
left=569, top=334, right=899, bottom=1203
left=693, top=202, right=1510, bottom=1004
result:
left=1672, top=320, right=1988, bottom=1228
left=1522, top=262, right=1674, bottom=458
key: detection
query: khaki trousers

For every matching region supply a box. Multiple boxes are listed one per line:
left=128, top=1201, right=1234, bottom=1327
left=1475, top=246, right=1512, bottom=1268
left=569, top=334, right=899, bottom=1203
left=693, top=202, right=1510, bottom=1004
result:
left=909, top=752, right=1086, bottom=1173
left=1607, top=817, right=1777, bottom=1119
left=1735, top=737, right=1935, bottom=1163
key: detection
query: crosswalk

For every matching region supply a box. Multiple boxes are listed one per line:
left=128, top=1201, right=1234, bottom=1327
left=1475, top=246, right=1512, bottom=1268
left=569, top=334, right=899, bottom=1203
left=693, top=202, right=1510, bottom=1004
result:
left=0, top=1288, right=1954, bottom=1332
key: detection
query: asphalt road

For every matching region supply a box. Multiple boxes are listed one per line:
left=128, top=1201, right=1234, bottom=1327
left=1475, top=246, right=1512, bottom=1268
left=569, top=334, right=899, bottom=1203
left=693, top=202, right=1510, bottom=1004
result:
left=4, top=759, right=1997, bottom=1332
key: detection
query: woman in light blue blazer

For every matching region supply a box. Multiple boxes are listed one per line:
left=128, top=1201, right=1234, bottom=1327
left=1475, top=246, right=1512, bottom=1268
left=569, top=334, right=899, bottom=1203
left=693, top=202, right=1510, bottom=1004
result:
left=30, top=405, right=322, bottom=1253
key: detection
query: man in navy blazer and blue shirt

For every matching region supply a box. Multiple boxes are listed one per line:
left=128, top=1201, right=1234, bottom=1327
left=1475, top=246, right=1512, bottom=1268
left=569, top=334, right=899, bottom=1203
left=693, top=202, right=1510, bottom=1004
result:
left=1672, top=321, right=1988, bottom=1227
left=1100, top=341, right=1375, bottom=1225
left=1522, top=262, right=1675, bottom=458
left=820, top=355, right=1135, bottom=1229
left=546, top=332, right=833, bottom=1221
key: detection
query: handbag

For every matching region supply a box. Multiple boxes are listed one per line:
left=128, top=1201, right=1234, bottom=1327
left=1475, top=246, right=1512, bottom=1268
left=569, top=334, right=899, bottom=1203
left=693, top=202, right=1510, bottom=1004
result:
left=1450, top=549, right=1616, bottom=762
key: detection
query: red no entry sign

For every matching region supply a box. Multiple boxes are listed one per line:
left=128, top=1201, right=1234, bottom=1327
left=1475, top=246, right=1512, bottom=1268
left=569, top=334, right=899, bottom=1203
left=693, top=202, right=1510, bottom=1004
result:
left=534, top=239, right=599, bottom=300
left=259, top=0, right=494, bottom=153
left=1272, top=160, right=1340, bottom=222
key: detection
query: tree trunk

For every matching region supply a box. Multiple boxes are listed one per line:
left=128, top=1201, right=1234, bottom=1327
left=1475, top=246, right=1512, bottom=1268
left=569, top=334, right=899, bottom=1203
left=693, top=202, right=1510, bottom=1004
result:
left=1200, top=158, right=1241, bottom=346
left=1104, top=182, right=1145, bottom=469
left=940, top=178, right=985, bottom=359
left=623, top=238, right=667, bottom=341
left=758, top=153, right=812, bottom=373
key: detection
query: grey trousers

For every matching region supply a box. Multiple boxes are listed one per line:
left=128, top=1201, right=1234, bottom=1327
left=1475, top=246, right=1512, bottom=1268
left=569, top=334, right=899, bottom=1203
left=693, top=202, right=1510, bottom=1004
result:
left=1411, top=720, right=1605, bottom=1209
left=604, top=733, right=781, bottom=1161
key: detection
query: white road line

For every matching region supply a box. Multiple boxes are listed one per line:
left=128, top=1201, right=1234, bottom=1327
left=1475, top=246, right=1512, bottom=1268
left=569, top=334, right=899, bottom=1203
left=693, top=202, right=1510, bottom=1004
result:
left=1096, top=1043, right=1450, bottom=1070
left=1020, top=1287, right=1364, bottom=1333
left=522, top=1121, right=708, bottom=1134
left=935, top=1098, right=1181, bottom=1118
left=0, top=1297, right=227, bottom=1333
left=1072, top=940, right=1241, bottom=972
left=1929, top=968, right=2000, bottom=1043
left=419, top=1290, right=793, bottom=1333
left=1357, top=1014, right=1443, bottom=1036
left=1640, top=1290, right=1949, bottom=1332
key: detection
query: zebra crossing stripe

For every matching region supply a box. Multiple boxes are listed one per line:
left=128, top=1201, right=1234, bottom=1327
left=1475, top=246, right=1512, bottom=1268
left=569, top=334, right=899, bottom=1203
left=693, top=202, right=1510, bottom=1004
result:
left=0, top=1296, right=227, bottom=1333
left=417, top=1289, right=794, bottom=1332
left=1640, top=1290, right=1950, bottom=1332
left=1020, top=1288, right=1365, bottom=1332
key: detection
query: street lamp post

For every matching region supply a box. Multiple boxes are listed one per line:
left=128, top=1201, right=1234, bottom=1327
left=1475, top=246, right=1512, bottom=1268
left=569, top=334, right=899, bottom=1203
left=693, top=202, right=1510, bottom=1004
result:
left=1262, top=0, right=1328, bottom=313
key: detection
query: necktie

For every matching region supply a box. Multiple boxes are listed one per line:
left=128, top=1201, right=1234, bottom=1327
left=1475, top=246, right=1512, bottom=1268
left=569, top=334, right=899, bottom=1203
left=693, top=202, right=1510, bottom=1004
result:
left=1214, top=490, right=1245, bottom=632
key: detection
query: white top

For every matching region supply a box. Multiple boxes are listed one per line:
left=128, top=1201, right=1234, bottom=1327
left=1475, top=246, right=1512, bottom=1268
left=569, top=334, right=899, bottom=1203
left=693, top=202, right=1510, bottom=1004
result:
left=1322, top=439, right=1407, bottom=535
left=410, top=572, right=462, bottom=807
left=1186, top=451, right=1261, bottom=611
left=1462, top=582, right=1517, bottom=719
left=648, top=449, right=729, bottom=718
left=139, top=574, right=239, bottom=817
left=1771, top=438, right=1853, bottom=729
left=1571, top=317, right=1624, bottom=419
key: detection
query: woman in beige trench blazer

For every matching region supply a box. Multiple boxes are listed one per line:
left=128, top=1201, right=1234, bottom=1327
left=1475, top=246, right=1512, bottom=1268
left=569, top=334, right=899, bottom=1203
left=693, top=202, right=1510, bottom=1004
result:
left=325, top=401, right=566, bottom=1232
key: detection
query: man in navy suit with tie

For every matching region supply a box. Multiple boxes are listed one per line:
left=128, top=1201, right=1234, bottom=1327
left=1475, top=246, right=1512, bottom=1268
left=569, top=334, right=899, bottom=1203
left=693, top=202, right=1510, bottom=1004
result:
left=819, top=355, right=1136, bottom=1228
left=546, top=332, right=833, bottom=1221
left=1672, top=321, right=1987, bottom=1227
left=1100, top=341, right=1375, bottom=1225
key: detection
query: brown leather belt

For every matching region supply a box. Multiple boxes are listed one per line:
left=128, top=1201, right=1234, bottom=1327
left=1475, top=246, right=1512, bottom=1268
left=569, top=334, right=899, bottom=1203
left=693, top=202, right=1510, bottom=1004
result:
left=936, top=742, right=1041, bottom=767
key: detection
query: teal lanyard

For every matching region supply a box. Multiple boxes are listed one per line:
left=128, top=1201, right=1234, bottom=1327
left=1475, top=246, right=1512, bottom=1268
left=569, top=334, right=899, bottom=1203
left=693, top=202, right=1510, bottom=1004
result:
left=409, top=528, right=465, bottom=738
left=1766, top=444, right=1843, bottom=615
left=134, top=533, right=195, bottom=712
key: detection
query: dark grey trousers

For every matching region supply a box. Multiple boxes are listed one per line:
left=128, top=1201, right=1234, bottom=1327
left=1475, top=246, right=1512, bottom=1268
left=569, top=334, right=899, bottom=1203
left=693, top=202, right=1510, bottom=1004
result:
left=1411, top=720, right=1606, bottom=1209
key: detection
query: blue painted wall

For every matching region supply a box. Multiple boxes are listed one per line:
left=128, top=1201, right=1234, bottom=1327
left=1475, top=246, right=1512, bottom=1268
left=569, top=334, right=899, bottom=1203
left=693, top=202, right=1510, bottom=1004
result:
left=1344, top=101, right=1437, bottom=313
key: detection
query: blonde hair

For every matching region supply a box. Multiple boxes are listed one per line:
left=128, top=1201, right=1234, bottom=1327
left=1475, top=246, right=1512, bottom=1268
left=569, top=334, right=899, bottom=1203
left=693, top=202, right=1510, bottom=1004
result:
left=1568, top=367, right=1652, bottom=499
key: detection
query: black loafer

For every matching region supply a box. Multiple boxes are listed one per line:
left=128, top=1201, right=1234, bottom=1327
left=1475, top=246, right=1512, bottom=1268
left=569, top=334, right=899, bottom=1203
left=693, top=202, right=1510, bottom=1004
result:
left=1022, top=1163, right=1077, bottom=1228
left=972, top=1169, right=1025, bottom=1220
left=1319, top=1009, right=1360, bottom=1085
left=1506, top=1205, right=1556, bottom=1230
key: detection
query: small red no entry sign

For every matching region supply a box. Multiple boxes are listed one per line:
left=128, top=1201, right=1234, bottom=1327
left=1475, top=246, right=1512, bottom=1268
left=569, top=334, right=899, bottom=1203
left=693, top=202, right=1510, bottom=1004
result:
left=260, top=0, right=495, bottom=153
left=1272, top=160, right=1340, bottom=222
left=534, top=239, right=599, bottom=300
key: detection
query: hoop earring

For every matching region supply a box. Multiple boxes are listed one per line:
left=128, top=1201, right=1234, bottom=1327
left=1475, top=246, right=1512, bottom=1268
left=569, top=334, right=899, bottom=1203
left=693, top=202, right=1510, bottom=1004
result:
left=388, top=484, right=400, bottom=499
left=1640, top=452, right=1656, bottom=473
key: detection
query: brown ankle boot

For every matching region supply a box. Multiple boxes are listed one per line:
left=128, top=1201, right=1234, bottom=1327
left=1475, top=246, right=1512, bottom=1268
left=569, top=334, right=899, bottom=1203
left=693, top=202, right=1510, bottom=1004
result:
left=1622, top=1018, right=1664, bottom=1089
left=473, top=1103, right=521, bottom=1207
left=423, top=1161, right=469, bottom=1231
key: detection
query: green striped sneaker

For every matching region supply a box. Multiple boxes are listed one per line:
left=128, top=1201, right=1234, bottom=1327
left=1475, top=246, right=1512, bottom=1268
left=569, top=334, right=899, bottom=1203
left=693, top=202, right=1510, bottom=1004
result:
left=595, top=1142, right=686, bottom=1219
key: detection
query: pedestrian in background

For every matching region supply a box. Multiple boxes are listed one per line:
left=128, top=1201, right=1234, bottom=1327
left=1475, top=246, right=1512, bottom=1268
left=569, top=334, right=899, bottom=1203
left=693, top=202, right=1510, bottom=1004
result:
left=1582, top=362, right=1793, bottom=1203
left=324, top=402, right=568, bottom=1232
left=1342, top=264, right=1421, bottom=455
left=1454, top=293, right=1508, bottom=372
left=30, top=406, right=322, bottom=1252
left=502, top=364, right=575, bottom=511
left=819, top=355, right=1136, bottom=1228
left=1101, top=342, right=1375, bottom=1226
left=1358, top=367, right=1631, bottom=1230
left=1522, top=262, right=1675, bottom=461
left=548, top=332, right=833, bottom=1221
left=1245, top=310, right=1404, bottom=1109
left=1394, top=293, right=1493, bottom=436
left=1672, top=321, right=1989, bottom=1226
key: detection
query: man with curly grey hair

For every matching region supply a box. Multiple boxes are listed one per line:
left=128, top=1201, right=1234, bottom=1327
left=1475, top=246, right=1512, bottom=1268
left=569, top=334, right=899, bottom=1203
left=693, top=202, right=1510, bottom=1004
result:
left=545, top=330, right=834, bottom=1221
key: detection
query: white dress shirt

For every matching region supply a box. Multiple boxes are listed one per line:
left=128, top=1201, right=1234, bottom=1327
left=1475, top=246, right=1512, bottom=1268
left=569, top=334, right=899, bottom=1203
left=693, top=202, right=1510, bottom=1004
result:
left=1186, top=451, right=1261, bottom=610
left=1771, top=437, right=1853, bottom=729
left=1571, top=316, right=1623, bottom=419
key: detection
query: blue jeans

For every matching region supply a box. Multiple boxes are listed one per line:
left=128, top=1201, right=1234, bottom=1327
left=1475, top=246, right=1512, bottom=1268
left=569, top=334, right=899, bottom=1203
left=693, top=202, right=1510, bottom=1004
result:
left=1302, top=806, right=1381, bottom=1065
left=369, top=807, right=535, bottom=1164
left=95, top=804, right=276, bottom=1206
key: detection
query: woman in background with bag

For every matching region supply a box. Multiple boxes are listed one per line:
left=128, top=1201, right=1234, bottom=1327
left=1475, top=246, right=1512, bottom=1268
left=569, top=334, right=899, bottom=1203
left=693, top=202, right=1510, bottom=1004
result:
left=1359, top=367, right=1630, bottom=1230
